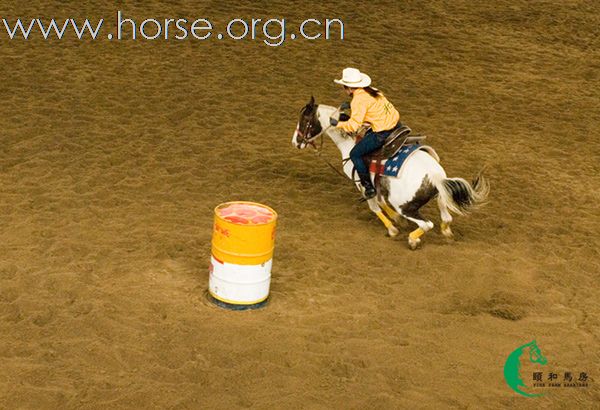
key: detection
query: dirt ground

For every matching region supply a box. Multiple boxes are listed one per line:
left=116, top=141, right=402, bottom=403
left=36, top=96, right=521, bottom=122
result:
left=0, top=1, right=598, bottom=408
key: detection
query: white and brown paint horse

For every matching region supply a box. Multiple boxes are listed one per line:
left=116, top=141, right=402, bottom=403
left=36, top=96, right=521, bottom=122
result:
left=292, top=97, right=489, bottom=249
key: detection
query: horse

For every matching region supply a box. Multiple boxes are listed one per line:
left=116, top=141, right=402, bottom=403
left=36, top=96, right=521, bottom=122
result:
left=291, top=96, right=489, bottom=249
left=503, top=340, right=547, bottom=397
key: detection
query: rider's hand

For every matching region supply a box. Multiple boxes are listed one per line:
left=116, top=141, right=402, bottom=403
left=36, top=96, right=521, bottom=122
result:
left=329, top=117, right=338, bottom=126
left=340, top=102, right=350, bottom=111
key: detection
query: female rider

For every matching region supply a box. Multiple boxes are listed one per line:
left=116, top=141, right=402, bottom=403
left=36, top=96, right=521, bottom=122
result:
left=330, top=68, right=401, bottom=199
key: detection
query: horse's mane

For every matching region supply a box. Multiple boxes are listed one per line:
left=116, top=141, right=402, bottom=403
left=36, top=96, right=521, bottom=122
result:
left=318, top=104, right=352, bottom=139
left=299, top=102, right=352, bottom=139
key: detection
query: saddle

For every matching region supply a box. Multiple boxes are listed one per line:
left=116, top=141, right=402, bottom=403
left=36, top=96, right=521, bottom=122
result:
left=351, top=125, right=428, bottom=196
left=355, top=124, right=427, bottom=164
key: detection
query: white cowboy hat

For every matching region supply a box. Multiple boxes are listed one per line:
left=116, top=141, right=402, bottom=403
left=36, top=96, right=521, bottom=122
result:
left=334, top=68, right=372, bottom=88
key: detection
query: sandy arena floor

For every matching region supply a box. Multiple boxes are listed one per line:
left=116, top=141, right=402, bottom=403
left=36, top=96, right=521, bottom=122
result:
left=0, top=1, right=598, bottom=408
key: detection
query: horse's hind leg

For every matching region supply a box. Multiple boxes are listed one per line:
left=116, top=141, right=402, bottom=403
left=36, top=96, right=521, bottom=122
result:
left=396, top=181, right=437, bottom=249
left=437, top=197, right=454, bottom=239
left=399, top=209, right=434, bottom=250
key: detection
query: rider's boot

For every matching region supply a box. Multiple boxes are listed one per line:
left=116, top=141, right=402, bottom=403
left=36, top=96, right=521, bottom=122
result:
left=358, top=173, right=376, bottom=199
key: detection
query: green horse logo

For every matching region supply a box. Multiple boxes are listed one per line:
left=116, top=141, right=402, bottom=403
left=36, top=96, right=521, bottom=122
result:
left=504, top=340, right=548, bottom=397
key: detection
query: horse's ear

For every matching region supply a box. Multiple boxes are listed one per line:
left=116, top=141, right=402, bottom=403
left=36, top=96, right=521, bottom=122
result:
left=309, top=95, right=315, bottom=107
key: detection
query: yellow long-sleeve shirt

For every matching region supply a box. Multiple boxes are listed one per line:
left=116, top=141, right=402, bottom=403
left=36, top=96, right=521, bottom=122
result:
left=337, top=88, right=400, bottom=133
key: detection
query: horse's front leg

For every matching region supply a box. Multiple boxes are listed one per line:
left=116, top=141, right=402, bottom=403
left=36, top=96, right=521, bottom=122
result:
left=380, top=200, right=401, bottom=223
left=377, top=177, right=402, bottom=223
left=367, top=198, right=400, bottom=238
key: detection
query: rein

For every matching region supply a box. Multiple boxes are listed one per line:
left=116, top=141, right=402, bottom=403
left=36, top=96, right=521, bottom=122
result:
left=312, top=134, right=349, bottom=180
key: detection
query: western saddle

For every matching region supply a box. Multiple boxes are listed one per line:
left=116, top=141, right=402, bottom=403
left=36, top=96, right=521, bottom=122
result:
left=355, top=124, right=426, bottom=163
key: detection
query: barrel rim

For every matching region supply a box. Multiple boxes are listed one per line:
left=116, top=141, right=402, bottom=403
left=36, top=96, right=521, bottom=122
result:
left=214, top=201, right=278, bottom=226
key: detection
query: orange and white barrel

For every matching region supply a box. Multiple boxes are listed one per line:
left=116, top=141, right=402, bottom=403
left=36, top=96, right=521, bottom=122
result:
left=209, top=201, right=277, bottom=310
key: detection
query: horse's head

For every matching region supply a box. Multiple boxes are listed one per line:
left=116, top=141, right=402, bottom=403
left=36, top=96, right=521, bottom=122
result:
left=292, top=96, right=323, bottom=149
left=528, top=341, right=548, bottom=365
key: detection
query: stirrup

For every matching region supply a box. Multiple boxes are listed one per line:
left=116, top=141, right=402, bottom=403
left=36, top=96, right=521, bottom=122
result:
left=363, top=187, right=376, bottom=199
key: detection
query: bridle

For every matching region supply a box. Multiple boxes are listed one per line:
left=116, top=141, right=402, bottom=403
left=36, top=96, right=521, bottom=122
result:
left=295, top=115, right=319, bottom=149
left=295, top=107, right=339, bottom=149
left=295, top=107, right=348, bottom=179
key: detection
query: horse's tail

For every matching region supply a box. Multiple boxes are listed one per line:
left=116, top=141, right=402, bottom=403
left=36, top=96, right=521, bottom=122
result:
left=434, top=170, right=489, bottom=216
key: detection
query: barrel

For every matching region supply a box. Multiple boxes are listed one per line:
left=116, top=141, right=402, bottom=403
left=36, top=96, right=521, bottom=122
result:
left=208, top=201, right=277, bottom=310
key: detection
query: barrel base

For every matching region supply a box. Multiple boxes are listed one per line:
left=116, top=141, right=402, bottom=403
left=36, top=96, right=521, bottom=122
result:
left=208, top=294, right=269, bottom=311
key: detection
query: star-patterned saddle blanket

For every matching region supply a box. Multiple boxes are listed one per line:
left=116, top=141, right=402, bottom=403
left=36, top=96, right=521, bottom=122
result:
left=369, top=144, right=420, bottom=177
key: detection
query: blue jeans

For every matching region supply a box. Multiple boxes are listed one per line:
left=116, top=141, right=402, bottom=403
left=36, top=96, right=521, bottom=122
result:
left=350, top=126, right=399, bottom=175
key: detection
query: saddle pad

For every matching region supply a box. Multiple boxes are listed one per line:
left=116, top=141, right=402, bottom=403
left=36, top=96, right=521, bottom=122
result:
left=369, top=143, right=421, bottom=177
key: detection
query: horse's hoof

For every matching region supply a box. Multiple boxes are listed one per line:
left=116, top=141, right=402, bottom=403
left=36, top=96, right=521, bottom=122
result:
left=441, top=227, right=454, bottom=239
left=388, top=226, right=400, bottom=238
left=408, top=237, right=421, bottom=250
left=440, top=223, right=454, bottom=239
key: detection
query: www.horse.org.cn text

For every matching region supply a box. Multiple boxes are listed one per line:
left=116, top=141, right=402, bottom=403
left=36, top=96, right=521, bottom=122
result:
left=0, top=11, right=345, bottom=47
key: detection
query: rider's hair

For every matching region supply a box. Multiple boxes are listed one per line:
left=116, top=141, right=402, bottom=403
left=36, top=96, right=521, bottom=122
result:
left=344, top=85, right=382, bottom=98
left=363, top=86, right=382, bottom=98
